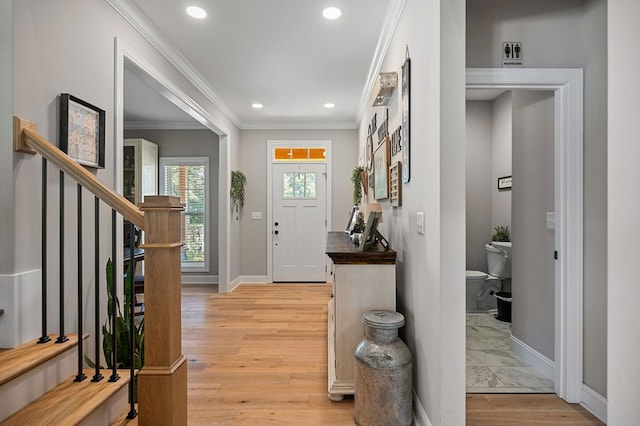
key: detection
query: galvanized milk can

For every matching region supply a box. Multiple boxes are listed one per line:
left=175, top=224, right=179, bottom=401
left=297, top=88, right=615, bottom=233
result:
left=354, top=310, right=412, bottom=426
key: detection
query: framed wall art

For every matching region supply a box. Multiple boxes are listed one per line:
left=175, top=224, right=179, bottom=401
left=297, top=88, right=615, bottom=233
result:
left=498, top=175, right=512, bottom=190
left=401, top=47, right=411, bottom=183
left=59, top=93, right=105, bottom=168
left=389, top=161, right=402, bottom=207
left=373, top=135, right=390, bottom=200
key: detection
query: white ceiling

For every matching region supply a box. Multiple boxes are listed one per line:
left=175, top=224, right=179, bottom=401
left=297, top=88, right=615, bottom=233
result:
left=119, top=0, right=396, bottom=130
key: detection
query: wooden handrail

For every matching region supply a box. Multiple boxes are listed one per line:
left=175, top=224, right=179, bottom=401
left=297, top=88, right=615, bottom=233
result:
left=13, top=117, right=144, bottom=229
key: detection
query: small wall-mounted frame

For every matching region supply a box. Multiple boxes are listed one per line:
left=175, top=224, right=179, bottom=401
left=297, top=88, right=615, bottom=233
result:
left=498, top=175, right=512, bottom=191
left=373, top=136, right=390, bottom=200
left=389, top=161, right=402, bottom=207
left=59, top=93, right=105, bottom=168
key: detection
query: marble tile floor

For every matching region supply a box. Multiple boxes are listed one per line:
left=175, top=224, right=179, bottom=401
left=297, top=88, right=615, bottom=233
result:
left=466, top=312, right=554, bottom=393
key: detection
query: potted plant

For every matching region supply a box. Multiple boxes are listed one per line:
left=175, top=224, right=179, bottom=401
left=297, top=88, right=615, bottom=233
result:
left=492, top=225, right=510, bottom=242
left=231, top=170, right=247, bottom=211
left=351, top=166, right=365, bottom=206
left=86, top=259, right=144, bottom=370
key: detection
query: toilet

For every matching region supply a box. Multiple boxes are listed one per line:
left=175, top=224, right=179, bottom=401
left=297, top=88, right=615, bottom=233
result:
left=465, top=243, right=511, bottom=312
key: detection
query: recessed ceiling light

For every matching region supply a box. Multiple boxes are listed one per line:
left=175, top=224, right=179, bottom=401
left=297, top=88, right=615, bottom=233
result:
left=186, top=6, right=207, bottom=19
left=252, top=103, right=264, bottom=109
left=322, top=7, right=342, bottom=20
left=324, top=103, right=335, bottom=109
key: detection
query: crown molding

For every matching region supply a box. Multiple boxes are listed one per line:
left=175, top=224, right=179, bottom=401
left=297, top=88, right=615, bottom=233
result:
left=124, top=120, right=207, bottom=130
left=240, top=120, right=358, bottom=131
left=356, top=0, right=407, bottom=124
left=107, top=0, right=241, bottom=128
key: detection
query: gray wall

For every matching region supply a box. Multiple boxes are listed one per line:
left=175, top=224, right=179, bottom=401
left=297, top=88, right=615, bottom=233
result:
left=124, top=129, right=220, bottom=278
left=608, top=2, right=640, bottom=421
left=465, top=101, right=492, bottom=271
left=511, top=91, right=555, bottom=361
left=0, top=0, right=12, bottom=274
left=357, top=0, right=467, bottom=423
left=491, top=92, right=512, bottom=232
left=467, top=0, right=607, bottom=395
left=465, top=92, right=512, bottom=272
left=238, top=129, right=358, bottom=276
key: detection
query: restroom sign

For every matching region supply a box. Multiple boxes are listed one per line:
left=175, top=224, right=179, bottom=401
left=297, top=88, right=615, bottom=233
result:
left=502, top=42, right=523, bottom=68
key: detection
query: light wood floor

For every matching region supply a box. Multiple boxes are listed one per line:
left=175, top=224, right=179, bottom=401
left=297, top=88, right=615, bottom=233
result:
left=117, top=284, right=603, bottom=425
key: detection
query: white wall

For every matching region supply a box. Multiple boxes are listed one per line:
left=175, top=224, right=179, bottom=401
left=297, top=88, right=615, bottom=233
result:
left=238, top=129, right=357, bottom=276
left=608, top=1, right=640, bottom=423
left=511, top=91, right=555, bottom=361
left=124, top=129, right=220, bottom=279
left=357, top=0, right=466, bottom=424
left=467, top=0, right=607, bottom=396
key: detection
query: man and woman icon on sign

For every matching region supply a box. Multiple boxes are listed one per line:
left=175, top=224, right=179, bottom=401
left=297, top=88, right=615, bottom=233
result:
left=504, top=43, right=521, bottom=59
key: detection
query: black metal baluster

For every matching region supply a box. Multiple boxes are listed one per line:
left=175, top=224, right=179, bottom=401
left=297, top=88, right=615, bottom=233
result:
left=38, top=158, right=51, bottom=344
left=75, top=184, right=87, bottom=382
left=109, top=209, right=120, bottom=382
left=127, top=221, right=138, bottom=419
left=56, top=171, right=68, bottom=344
left=92, top=196, right=103, bottom=382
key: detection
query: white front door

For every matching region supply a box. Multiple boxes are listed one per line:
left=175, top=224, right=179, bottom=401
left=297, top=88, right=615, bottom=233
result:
left=272, top=163, right=327, bottom=282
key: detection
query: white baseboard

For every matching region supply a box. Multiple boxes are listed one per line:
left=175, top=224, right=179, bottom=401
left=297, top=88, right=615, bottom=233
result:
left=237, top=275, right=268, bottom=284
left=0, top=270, right=42, bottom=348
left=581, top=384, right=607, bottom=424
left=510, top=335, right=555, bottom=381
left=413, top=389, right=432, bottom=426
left=181, top=274, right=218, bottom=285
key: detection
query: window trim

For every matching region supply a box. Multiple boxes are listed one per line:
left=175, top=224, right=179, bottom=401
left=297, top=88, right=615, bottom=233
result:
left=159, top=156, right=210, bottom=273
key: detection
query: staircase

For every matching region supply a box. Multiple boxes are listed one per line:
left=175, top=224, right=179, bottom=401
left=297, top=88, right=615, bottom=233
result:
left=3, top=117, right=188, bottom=425
left=0, top=335, right=130, bottom=424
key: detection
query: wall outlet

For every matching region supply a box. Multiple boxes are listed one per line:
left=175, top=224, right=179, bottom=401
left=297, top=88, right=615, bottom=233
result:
left=251, top=211, right=263, bottom=220
left=416, top=212, right=425, bottom=235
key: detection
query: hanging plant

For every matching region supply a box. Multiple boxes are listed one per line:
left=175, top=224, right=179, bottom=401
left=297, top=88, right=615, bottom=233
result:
left=230, top=170, right=247, bottom=209
left=351, top=165, right=365, bottom=206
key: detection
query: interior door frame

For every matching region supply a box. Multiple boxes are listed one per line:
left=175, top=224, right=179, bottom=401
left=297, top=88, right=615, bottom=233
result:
left=466, top=68, right=584, bottom=402
left=266, top=140, right=332, bottom=283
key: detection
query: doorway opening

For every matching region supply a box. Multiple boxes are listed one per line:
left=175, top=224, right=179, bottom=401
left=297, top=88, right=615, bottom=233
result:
left=115, top=38, right=233, bottom=292
left=266, top=140, right=332, bottom=283
left=466, top=68, right=584, bottom=402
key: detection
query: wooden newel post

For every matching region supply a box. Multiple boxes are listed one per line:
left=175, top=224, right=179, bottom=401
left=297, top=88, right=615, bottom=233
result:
left=138, top=196, right=187, bottom=425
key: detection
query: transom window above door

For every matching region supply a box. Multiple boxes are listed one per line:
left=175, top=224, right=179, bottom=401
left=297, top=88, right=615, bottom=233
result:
left=273, top=146, right=326, bottom=162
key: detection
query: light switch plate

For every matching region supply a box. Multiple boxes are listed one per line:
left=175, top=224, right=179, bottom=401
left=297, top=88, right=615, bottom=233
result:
left=546, top=212, right=555, bottom=230
left=417, top=212, right=425, bottom=235
left=251, top=211, right=263, bottom=220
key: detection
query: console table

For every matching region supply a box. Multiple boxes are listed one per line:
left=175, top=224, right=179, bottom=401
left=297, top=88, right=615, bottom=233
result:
left=325, top=231, right=396, bottom=401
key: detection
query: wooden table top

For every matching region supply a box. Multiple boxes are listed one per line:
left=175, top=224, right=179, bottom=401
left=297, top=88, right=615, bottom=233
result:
left=325, top=231, right=396, bottom=265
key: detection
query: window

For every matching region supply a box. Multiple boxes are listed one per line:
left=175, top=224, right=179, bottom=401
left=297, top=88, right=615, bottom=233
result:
left=273, top=146, right=326, bottom=162
left=159, top=157, right=209, bottom=272
left=283, top=172, right=317, bottom=199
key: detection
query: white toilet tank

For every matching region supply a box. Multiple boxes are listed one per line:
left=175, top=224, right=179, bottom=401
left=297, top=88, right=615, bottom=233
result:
left=485, top=244, right=511, bottom=278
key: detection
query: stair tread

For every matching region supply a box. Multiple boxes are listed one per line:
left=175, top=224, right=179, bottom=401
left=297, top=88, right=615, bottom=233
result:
left=3, top=369, right=131, bottom=425
left=0, top=334, right=81, bottom=387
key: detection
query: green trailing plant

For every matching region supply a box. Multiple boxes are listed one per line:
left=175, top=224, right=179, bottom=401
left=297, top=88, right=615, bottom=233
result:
left=230, top=170, right=247, bottom=209
left=86, top=259, right=144, bottom=370
left=492, top=225, right=510, bottom=242
left=351, top=165, right=365, bottom=206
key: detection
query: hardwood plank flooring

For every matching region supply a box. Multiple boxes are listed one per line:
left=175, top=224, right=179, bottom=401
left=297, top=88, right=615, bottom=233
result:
left=466, top=394, right=604, bottom=425
left=116, top=284, right=602, bottom=425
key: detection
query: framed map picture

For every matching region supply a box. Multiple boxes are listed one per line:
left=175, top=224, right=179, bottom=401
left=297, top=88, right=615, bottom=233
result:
left=59, top=93, right=105, bottom=168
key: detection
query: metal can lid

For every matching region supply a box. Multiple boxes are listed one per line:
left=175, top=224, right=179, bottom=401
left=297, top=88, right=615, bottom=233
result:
left=362, top=310, right=405, bottom=329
